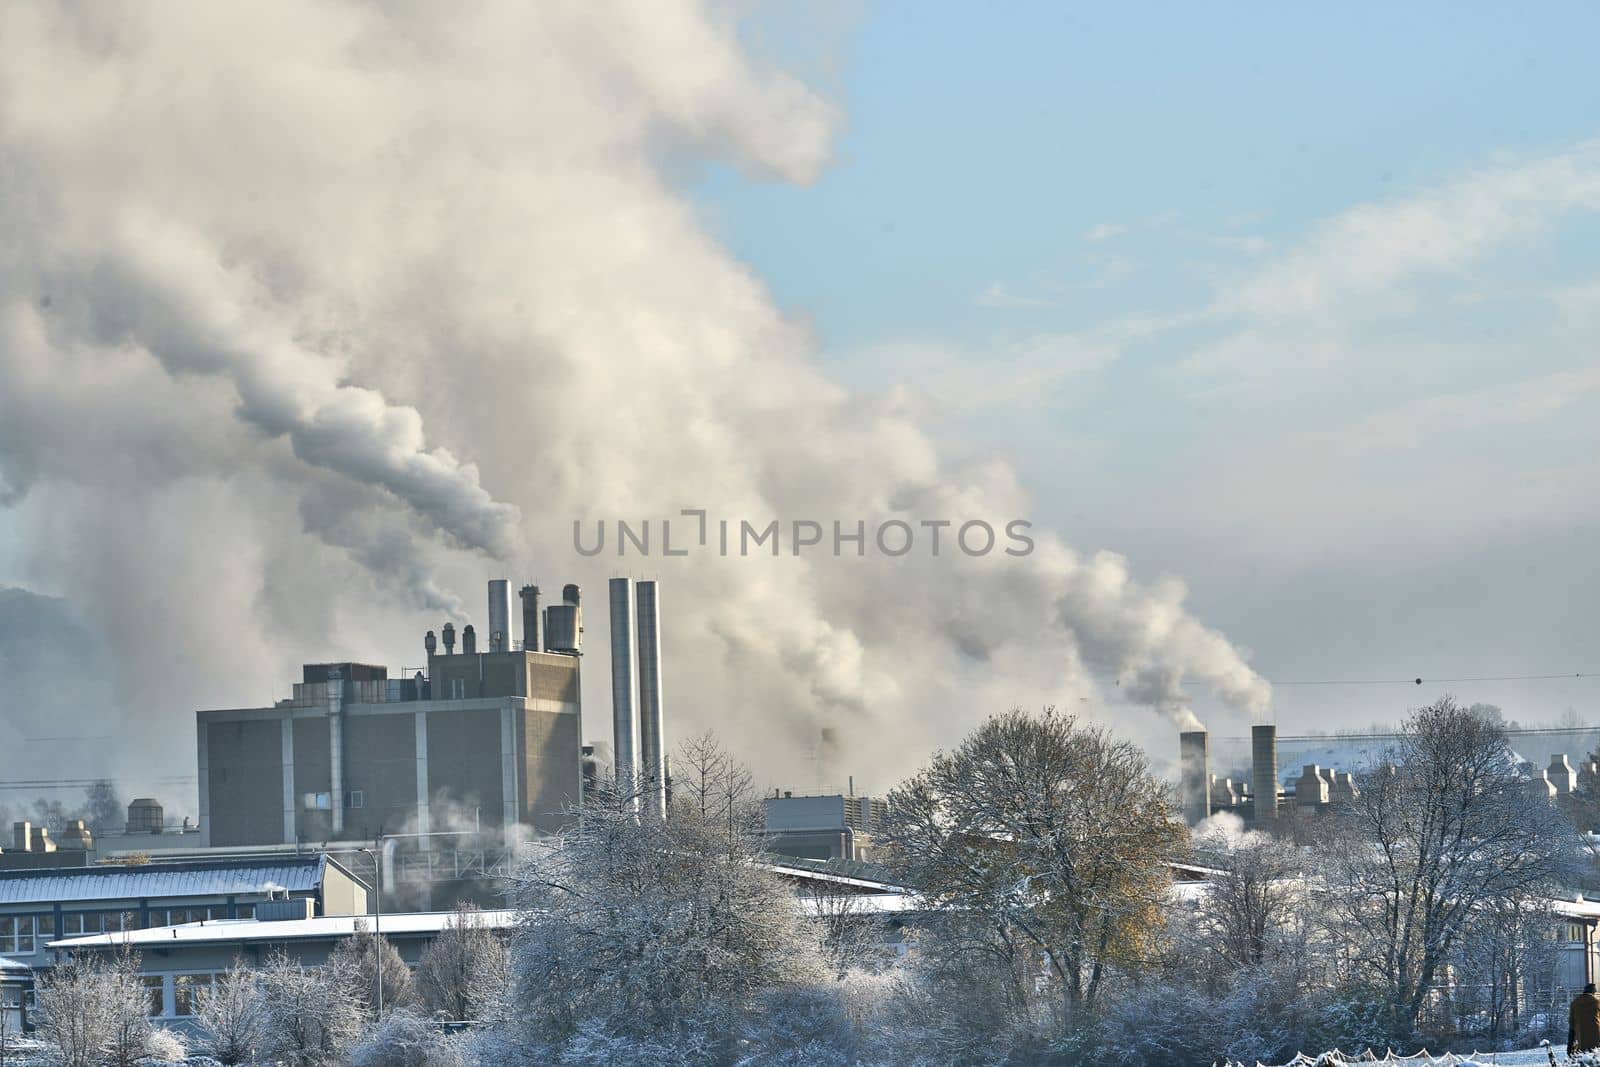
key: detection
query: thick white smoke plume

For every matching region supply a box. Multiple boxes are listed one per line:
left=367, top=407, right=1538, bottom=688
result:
left=0, top=2, right=1267, bottom=797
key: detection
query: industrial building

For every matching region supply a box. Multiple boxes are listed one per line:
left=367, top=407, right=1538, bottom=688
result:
left=196, top=581, right=586, bottom=849
left=0, top=853, right=368, bottom=973
left=763, top=792, right=887, bottom=861
left=48, top=908, right=514, bottom=1027
left=1179, top=724, right=1363, bottom=829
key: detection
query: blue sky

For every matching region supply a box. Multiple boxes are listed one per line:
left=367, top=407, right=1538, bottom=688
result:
left=689, top=1, right=1600, bottom=732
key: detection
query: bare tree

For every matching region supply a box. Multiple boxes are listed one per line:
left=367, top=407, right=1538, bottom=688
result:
left=1324, top=696, right=1581, bottom=1041
left=416, top=903, right=508, bottom=1022
left=259, top=949, right=364, bottom=1067
left=882, top=706, right=1186, bottom=1031
left=197, top=960, right=269, bottom=1065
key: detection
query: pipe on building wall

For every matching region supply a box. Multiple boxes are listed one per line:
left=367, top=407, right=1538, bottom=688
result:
left=1179, top=730, right=1210, bottom=827
left=328, top=671, right=346, bottom=836
left=635, top=579, right=666, bottom=820
left=608, top=577, right=638, bottom=796
left=1252, top=723, right=1278, bottom=826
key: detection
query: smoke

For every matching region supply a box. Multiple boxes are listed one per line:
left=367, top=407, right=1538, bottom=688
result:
left=0, top=2, right=1268, bottom=796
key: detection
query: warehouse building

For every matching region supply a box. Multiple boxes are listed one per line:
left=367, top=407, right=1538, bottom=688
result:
left=196, top=581, right=586, bottom=849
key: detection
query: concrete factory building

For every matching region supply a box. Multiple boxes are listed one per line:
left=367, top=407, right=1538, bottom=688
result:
left=196, top=581, right=586, bottom=848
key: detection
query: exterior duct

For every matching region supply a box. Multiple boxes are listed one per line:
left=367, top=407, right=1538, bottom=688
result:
left=487, top=580, right=513, bottom=653
left=520, top=585, right=542, bottom=653
left=635, top=580, right=666, bottom=819
left=1179, top=730, right=1210, bottom=827
left=608, top=578, right=638, bottom=795
left=1251, top=723, right=1278, bottom=826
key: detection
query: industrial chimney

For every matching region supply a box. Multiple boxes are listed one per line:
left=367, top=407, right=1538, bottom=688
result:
left=635, top=579, right=666, bottom=819
left=442, top=622, right=456, bottom=655
left=608, top=578, right=639, bottom=795
left=520, top=585, right=542, bottom=653
left=487, top=580, right=512, bottom=654
left=424, top=630, right=437, bottom=657
left=461, top=624, right=477, bottom=655
left=1179, top=730, right=1211, bottom=827
left=1251, top=724, right=1278, bottom=826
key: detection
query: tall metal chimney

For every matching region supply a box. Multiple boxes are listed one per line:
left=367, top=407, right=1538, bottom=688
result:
left=519, top=585, right=542, bottom=653
left=1252, top=723, right=1278, bottom=826
left=442, top=622, right=456, bottom=655
left=461, top=624, right=477, bottom=655
left=1179, top=730, right=1211, bottom=827
left=424, top=630, right=437, bottom=658
left=487, top=580, right=512, bottom=653
left=635, top=579, right=666, bottom=819
left=563, top=583, right=581, bottom=606
left=327, top=668, right=345, bottom=836
left=608, top=578, right=638, bottom=795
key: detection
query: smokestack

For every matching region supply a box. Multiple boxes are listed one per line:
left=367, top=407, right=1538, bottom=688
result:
left=563, top=583, right=580, bottom=606
left=1251, top=723, right=1278, bottom=826
left=635, top=579, right=666, bottom=819
left=487, top=579, right=512, bottom=653
left=424, top=630, right=437, bottom=657
left=461, top=624, right=476, bottom=655
left=520, top=585, right=542, bottom=653
left=609, top=578, right=638, bottom=794
left=327, top=667, right=345, bottom=836
left=442, top=622, right=456, bottom=654
left=1179, top=730, right=1211, bottom=827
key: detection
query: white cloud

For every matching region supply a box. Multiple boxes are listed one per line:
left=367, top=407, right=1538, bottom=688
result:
left=1084, top=222, right=1125, bottom=242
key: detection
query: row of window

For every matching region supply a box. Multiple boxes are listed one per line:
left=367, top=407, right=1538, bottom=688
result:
left=0, top=905, right=262, bottom=955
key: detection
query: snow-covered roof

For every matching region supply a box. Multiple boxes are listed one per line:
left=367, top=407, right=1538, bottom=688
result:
left=49, top=909, right=520, bottom=951
left=0, top=856, right=330, bottom=907
left=0, top=956, right=31, bottom=978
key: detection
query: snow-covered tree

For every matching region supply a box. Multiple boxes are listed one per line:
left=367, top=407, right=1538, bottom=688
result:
left=259, top=949, right=364, bottom=1067
left=197, top=960, right=269, bottom=1065
left=506, top=736, right=831, bottom=1059
left=1323, top=697, right=1581, bottom=1041
left=350, top=1008, right=466, bottom=1067
left=416, top=903, right=508, bottom=1022
left=34, top=949, right=153, bottom=1067
left=330, top=920, right=417, bottom=1019
left=882, top=706, right=1186, bottom=1033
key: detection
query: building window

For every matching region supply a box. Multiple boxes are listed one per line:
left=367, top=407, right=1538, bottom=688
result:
left=347, top=790, right=365, bottom=809
left=235, top=903, right=255, bottom=920
left=144, top=976, right=165, bottom=1017
left=0, top=916, right=34, bottom=955
left=61, top=912, right=90, bottom=936
left=174, top=974, right=212, bottom=1016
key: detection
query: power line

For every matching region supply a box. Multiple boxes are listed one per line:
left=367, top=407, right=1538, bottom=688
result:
left=1267, top=672, right=1600, bottom=688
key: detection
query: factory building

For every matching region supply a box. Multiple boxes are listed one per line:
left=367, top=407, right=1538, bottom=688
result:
left=196, top=582, right=586, bottom=849
left=1178, top=724, right=1363, bottom=830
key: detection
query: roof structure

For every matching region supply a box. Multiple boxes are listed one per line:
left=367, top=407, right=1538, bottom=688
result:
left=0, top=856, right=334, bottom=907
left=50, top=909, right=520, bottom=951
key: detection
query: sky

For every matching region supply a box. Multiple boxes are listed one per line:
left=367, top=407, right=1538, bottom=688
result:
left=0, top=2, right=1596, bottom=806
left=693, top=1, right=1600, bottom=736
